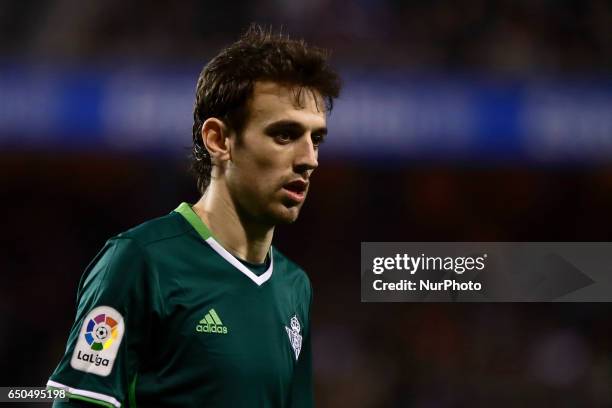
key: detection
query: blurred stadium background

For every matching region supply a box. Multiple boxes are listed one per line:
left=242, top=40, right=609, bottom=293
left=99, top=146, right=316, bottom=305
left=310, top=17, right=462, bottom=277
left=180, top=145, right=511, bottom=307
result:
left=2, top=0, right=612, bottom=406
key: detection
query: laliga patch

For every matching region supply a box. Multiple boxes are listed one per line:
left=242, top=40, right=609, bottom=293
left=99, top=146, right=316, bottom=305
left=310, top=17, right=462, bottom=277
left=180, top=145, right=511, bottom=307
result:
left=70, top=306, right=125, bottom=377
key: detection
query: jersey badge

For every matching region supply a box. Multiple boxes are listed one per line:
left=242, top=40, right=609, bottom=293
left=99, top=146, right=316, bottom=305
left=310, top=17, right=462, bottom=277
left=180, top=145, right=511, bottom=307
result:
left=285, top=315, right=302, bottom=360
left=70, top=306, right=125, bottom=377
left=195, top=308, right=228, bottom=334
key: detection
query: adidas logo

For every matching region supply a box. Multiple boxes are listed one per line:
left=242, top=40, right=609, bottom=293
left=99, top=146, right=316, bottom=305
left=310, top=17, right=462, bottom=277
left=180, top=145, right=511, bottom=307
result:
left=196, top=309, right=228, bottom=334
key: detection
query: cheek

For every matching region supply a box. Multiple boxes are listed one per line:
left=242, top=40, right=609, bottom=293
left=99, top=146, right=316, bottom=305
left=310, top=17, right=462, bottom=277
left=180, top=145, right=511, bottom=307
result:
left=229, top=136, right=292, bottom=195
left=240, top=145, right=286, bottom=178
left=230, top=154, right=280, bottom=198
left=245, top=156, right=277, bottom=183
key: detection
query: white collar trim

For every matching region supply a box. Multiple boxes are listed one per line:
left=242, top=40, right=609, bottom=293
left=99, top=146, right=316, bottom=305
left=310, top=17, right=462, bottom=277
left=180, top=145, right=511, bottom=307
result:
left=205, top=237, right=273, bottom=286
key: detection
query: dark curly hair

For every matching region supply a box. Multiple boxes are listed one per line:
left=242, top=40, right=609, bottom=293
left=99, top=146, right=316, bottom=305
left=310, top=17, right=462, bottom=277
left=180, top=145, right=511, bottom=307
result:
left=191, top=24, right=341, bottom=194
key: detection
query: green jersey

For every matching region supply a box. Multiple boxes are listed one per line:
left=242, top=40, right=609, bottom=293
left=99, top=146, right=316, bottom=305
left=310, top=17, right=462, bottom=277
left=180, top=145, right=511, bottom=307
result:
left=48, top=203, right=313, bottom=407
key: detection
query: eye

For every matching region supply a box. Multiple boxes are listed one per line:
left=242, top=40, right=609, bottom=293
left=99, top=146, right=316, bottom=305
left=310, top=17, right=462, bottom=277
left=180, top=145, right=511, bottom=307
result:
left=271, top=129, right=302, bottom=144
left=274, top=132, right=292, bottom=144
left=312, top=133, right=325, bottom=147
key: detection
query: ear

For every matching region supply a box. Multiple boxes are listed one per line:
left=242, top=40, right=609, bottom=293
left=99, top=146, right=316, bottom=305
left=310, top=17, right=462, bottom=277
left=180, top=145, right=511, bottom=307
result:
left=201, top=118, right=232, bottom=164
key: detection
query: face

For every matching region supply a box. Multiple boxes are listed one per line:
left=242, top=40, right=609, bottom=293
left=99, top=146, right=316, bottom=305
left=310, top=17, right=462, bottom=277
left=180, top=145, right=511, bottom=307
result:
left=225, top=81, right=327, bottom=226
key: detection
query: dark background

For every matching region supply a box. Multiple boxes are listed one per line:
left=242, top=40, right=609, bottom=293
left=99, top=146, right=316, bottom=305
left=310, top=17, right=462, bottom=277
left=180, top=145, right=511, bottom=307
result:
left=2, top=1, right=612, bottom=406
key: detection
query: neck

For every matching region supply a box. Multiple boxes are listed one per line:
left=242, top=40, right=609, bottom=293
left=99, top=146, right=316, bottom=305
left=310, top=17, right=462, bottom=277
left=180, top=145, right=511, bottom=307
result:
left=192, top=182, right=274, bottom=264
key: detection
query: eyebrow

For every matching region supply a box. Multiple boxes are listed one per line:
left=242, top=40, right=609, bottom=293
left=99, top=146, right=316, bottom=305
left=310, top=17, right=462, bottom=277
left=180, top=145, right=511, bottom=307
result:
left=263, top=120, right=328, bottom=136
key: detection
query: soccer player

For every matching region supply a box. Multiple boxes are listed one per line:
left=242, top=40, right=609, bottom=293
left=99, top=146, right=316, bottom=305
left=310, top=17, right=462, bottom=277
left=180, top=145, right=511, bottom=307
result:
left=47, top=25, right=341, bottom=407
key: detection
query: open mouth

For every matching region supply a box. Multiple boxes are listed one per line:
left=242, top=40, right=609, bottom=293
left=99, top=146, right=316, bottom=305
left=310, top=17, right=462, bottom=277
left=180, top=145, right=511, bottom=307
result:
left=282, top=180, right=308, bottom=202
left=284, top=180, right=307, bottom=193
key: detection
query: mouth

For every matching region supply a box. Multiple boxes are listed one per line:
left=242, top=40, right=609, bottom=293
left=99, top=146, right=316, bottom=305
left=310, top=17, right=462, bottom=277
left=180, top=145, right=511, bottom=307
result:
left=282, top=179, right=308, bottom=203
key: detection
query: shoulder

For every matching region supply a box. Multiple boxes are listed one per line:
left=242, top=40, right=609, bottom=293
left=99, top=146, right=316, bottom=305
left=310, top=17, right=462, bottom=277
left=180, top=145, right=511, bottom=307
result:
left=114, top=210, right=192, bottom=249
left=82, top=211, right=191, bottom=286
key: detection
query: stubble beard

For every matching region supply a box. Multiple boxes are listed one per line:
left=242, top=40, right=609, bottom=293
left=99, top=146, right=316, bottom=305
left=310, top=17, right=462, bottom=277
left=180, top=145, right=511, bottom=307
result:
left=233, top=190, right=305, bottom=228
left=266, top=198, right=304, bottom=225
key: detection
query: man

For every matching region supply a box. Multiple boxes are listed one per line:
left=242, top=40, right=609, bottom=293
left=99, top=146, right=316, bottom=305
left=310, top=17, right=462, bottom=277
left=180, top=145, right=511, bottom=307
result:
left=47, top=25, right=341, bottom=407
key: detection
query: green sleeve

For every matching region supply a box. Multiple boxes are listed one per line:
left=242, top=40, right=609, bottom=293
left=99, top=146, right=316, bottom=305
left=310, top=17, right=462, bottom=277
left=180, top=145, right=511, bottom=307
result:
left=47, top=237, right=157, bottom=408
left=289, top=281, right=314, bottom=408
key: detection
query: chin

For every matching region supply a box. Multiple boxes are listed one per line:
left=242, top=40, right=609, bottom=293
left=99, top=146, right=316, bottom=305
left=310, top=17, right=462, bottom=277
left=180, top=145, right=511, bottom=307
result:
left=273, top=211, right=300, bottom=225
left=268, top=204, right=301, bottom=225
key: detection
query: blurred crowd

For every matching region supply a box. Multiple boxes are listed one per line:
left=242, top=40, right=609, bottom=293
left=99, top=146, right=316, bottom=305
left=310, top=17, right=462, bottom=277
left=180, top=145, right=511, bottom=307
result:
left=0, top=0, right=611, bottom=73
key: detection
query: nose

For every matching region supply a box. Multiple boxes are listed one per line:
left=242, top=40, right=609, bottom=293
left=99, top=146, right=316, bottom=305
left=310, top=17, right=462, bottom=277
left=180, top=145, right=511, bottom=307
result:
left=294, top=135, right=318, bottom=176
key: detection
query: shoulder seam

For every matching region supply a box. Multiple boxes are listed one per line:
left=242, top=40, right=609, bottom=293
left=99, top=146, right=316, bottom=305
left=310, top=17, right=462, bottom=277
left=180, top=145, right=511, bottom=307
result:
left=120, top=222, right=193, bottom=248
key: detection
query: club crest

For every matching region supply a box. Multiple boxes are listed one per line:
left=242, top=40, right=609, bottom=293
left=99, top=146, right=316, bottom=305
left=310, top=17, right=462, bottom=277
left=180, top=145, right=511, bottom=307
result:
left=285, top=315, right=302, bottom=360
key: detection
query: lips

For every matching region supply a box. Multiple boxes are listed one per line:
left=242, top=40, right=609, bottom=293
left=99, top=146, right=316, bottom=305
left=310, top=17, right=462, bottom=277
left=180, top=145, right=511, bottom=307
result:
left=283, top=180, right=308, bottom=194
left=282, top=179, right=308, bottom=203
